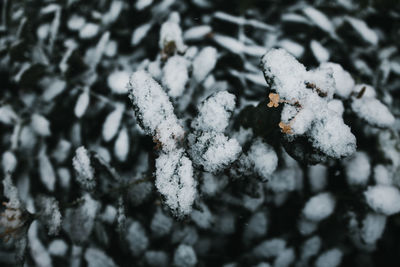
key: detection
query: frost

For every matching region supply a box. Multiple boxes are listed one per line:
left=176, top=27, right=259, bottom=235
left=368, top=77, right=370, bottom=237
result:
left=102, top=104, right=125, bottom=142
left=126, top=220, right=149, bottom=256
left=108, top=70, right=130, bottom=94
left=364, top=185, right=400, bottom=215
left=315, top=248, right=343, bottom=267
left=155, top=149, right=197, bottom=216
left=72, top=146, right=95, bottom=190
left=344, top=151, right=370, bottom=186
left=162, top=55, right=189, bottom=97
left=303, top=192, right=335, bottom=222
left=192, top=47, right=218, bottom=83
left=84, top=247, right=117, bottom=267
left=173, top=244, right=197, bottom=267
left=31, top=113, right=51, bottom=137
left=128, top=70, right=184, bottom=152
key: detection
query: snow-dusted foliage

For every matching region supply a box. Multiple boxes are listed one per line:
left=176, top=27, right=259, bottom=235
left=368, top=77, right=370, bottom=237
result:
left=155, top=149, right=197, bottom=216
left=1, top=1, right=399, bottom=266
left=261, top=48, right=356, bottom=163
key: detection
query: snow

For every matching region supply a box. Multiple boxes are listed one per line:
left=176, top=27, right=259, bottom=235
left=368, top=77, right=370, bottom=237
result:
left=315, top=248, right=343, bottom=267
left=268, top=169, right=297, bottom=193
left=31, top=113, right=51, bottom=137
left=190, top=202, right=214, bottom=229
left=173, top=244, right=197, bottom=267
left=72, top=146, right=95, bottom=190
left=278, top=39, right=304, bottom=58
left=346, top=16, right=379, bottom=45
left=39, top=148, right=56, bottom=191
left=184, top=25, right=212, bottom=41
left=0, top=105, right=18, bottom=125
left=240, top=138, right=278, bottom=181
left=84, top=247, right=117, bottom=267
left=135, top=0, right=153, bottom=10
left=79, top=23, right=100, bottom=39
left=373, top=164, right=392, bottom=185
left=67, top=14, right=85, bottom=31
left=310, top=40, right=330, bottom=63
left=128, top=70, right=184, bottom=152
left=42, top=78, right=67, bottom=102
left=107, top=70, right=130, bottom=94
left=36, top=196, right=62, bottom=235
left=188, top=131, right=241, bottom=173
left=151, top=208, right=173, bottom=237
left=155, top=149, right=197, bottom=216
left=2, top=150, right=17, bottom=174
left=351, top=97, right=395, bottom=128
left=159, top=12, right=186, bottom=53
left=213, top=34, right=244, bottom=54
left=48, top=239, right=68, bottom=257
left=361, top=212, right=387, bottom=244
left=303, top=192, right=335, bottom=222
left=114, top=127, right=129, bottom=162
left=162, top=55, right=189, bottom=97
left=364, top=185, right=400, bottom=215
left=125, top=221, right=149, bottom=257
left=144, top=251, right=169, bottom=267
left=308, top=164, right=328, bottom=192
left=273, top=248, right=295, bottom=267
left=192, top=47, right=218, bottom=83
left=63, top=194, right=100, bottom=243
left=303, top=7, right=335, bottom=35
left=74, top=90, right=90, bottom=118
left=301, top=236, right=321, bottom=260
left=253, top=238, right=287, bottom=259
left=327, top=99, right=344, bottom=116
left=102, top=104, right=124, bottom=142
left=243, top=211, right=268, bottom=242
left=131, top=23, right=152, bottom=46
left=191, top=91, right=236, bottom=132
left=28, top=222, right=52, bottom=267
left=318, top=62, right=355, bottom=99
left=344, top=151, right=371, bottom=186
